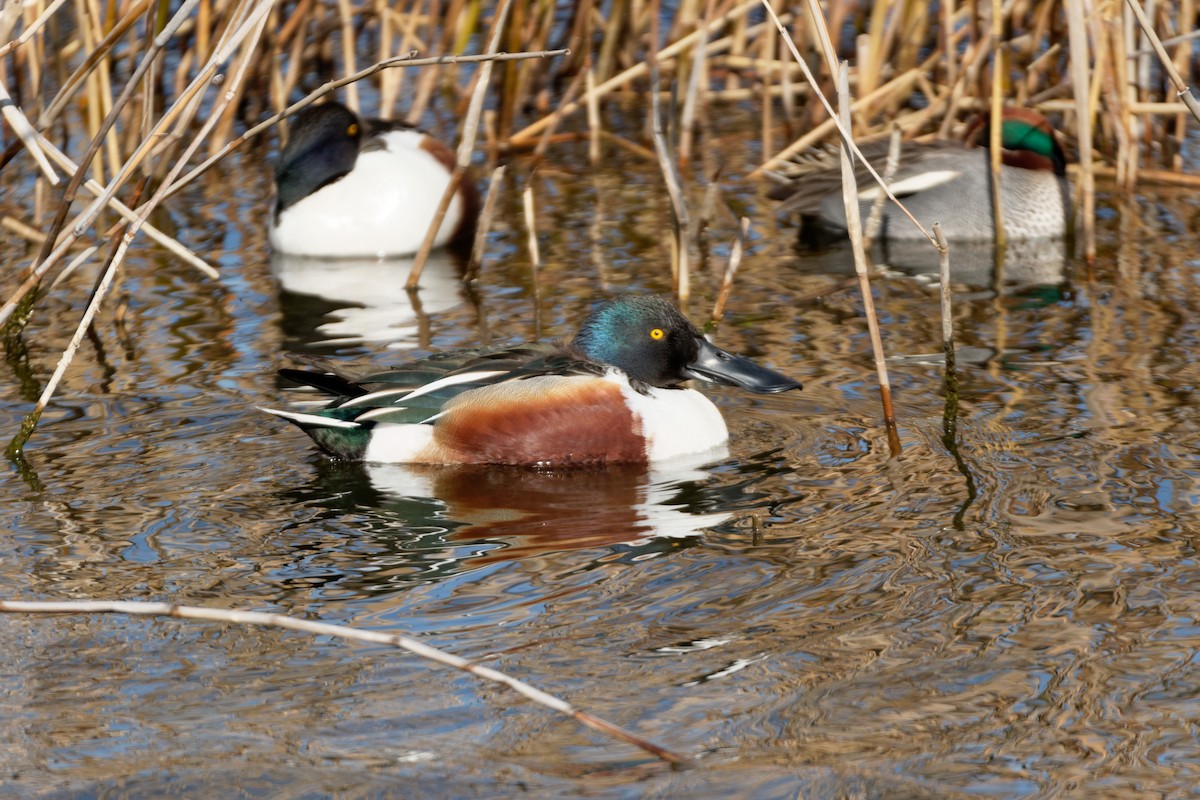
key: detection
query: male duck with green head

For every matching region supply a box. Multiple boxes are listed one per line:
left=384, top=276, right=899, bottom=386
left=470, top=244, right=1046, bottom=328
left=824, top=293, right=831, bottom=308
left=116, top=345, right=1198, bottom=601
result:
left=772, top=108, right=1070, bottom=242
left=263, top=296, right=802, bottom=466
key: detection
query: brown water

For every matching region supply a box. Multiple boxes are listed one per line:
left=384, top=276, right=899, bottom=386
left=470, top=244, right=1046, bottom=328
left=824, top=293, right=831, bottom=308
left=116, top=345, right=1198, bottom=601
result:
left=3, top=107, right=1200, bottom=798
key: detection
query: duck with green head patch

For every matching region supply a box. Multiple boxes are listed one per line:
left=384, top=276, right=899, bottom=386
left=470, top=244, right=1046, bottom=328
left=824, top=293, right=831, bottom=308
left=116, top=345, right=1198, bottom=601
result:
left=269, top=101, right=479, bottom=258
left=261, top=296, right=802, bottom=466
left=770, top=108, right=1070, bottom=242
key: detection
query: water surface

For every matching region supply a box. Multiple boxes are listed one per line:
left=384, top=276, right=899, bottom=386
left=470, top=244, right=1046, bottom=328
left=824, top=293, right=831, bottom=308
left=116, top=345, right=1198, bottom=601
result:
left=3, top=106, right=1200, bottom=798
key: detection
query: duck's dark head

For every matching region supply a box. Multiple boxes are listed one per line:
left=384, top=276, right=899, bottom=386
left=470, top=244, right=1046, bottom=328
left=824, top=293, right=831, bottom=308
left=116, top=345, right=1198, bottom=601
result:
left=275, top=101, right=364, bottom=215
left=571, top=295, right=802, bottom=394
left=966, top=108, right=1068, bottom=177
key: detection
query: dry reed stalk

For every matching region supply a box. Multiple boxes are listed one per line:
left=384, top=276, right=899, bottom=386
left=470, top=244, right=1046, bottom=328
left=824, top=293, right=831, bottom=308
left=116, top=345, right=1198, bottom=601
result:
left=466, top=164, right=506, bottom=281
left=678, top=0, right=711, bottom=166
left=989, top=0, right=1007, bottom=247
left=1111, top=8, right=1136, bottom=189
left=2, top=216, right=48, bottom=244
left=586, top=64, right=601, bottom=164
left=407, top=0, right=514, bottom=291
left=6, top=198, right=135, bottom=459
left=649, top=56, right=690, bottom=304
left=0, top=599, right=689, bottom=765
left=0, top=0, right=209, bottom=330
left=1066, top=0, right=1096, bottom=263
left=862, top=123, right=902, bottom=247
left=942, top=0, right=957, bottom=89
left=522, top=177, right=540, bottom=270
left=36, top=136, right=215, bottom=275
left=710, top=216, right=750, bottom=327
left=335, top=0, right=360, bottom=111
left=751, top=67, right=921, bottom=175
left=598, top=130, right=658, bottom=160
left=49, top=244, right=103, bottom=290
left=757, top=0, right=773, bottom=162
left=8, top=0, right=272, bottom=455
left=507, top=0, right=765, bottom=146
left=0, top=80, right=59, bottom=184
left=761, top=0, right=934, bottom=245
left=834, top=62, right=900, bottom=458
left=934, top=223, right=953, bottom=354
left=0, top=0, right=68, bottom=59
left=1125, top=0, right=1200, bottom=123
left=532, top=62, right=587, bottom=160
left=84, top=0, right=122, bottom=181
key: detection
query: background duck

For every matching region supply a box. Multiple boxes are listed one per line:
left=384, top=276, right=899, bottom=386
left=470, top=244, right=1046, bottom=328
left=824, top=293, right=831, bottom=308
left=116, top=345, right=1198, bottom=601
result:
left=770, top=108, right=1070, bottom=243
left=262, top=295, right=802, bottom=466
left=269, top=101, right=479, bottom=258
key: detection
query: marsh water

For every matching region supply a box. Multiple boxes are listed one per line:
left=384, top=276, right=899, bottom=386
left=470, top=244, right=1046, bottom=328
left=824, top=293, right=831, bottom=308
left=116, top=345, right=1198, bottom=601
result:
left=3, top=103, right=1200, bottom=798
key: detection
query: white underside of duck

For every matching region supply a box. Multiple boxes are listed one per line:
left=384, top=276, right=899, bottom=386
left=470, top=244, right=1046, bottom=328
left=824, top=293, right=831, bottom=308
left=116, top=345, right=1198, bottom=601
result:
left=269, top=130, right=464, bottom=258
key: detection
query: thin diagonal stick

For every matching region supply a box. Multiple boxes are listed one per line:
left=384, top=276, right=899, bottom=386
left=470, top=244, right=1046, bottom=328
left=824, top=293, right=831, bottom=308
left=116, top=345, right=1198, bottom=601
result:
left=0, top=599, right=689, bottom=765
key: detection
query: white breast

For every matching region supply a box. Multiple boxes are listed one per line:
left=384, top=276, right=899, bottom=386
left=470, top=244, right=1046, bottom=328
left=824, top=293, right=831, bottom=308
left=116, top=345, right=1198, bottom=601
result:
left=607, top=371, right=730, bottom=463
left=269, top=130, right=463, bottom=258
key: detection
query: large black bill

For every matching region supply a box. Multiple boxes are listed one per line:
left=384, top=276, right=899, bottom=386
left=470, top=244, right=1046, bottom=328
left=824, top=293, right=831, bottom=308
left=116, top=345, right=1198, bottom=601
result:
left=684, top=337, right=803, bottom=394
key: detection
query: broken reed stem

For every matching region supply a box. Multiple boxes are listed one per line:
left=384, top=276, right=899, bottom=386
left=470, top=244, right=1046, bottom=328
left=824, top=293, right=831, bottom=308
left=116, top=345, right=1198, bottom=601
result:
left=710, top=216, right=751, bottom=326
left=0, top=599, right=689, bottom=765
left=466, top=164, right=507, bottom=281
left=408, top=0, right=514, bottom=291
left=835, top=62, right=901, bottom=459
left=934, top=222, right=953, bottom=356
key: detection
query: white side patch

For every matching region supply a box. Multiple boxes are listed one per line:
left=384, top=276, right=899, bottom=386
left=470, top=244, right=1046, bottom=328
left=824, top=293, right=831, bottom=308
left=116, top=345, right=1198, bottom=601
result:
left=397, top=370, right=508, bottom=402
left=858, top=169, right=962, bottom=200
left=603, top=372, right=729, bottom=462
left=259, top=406, right=359, bottom=429
left=338, top=370, right=508, bottom=409
left=362, top=422, right=436, bottom=464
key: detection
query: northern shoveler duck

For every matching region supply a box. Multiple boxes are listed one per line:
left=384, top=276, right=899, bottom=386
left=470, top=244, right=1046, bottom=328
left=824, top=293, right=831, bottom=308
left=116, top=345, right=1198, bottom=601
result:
left=262, top=295, right=802, bottom=466
left=268, top=101, right=478, bottom=258
left=770, top=108, right=1070, bottom=242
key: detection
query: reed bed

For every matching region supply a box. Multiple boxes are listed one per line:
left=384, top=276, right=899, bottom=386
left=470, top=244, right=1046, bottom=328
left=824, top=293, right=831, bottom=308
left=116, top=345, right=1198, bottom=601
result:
left=1, top=0, right=1197, bottom=446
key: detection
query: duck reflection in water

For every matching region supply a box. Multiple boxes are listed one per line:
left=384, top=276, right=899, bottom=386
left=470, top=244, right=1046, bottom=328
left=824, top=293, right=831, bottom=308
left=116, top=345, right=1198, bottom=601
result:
left=272, top=250, right=466, bottom=351
left=366, top=458, right=734, bottom=563
left=283, top=455, right=739, bottom=589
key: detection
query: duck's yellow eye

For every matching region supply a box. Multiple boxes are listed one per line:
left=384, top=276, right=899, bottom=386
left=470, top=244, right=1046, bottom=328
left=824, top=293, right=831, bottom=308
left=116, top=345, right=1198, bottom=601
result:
left=347, top=123, right=358, bottom=136
left=649, top=328, right=665, bottom=340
